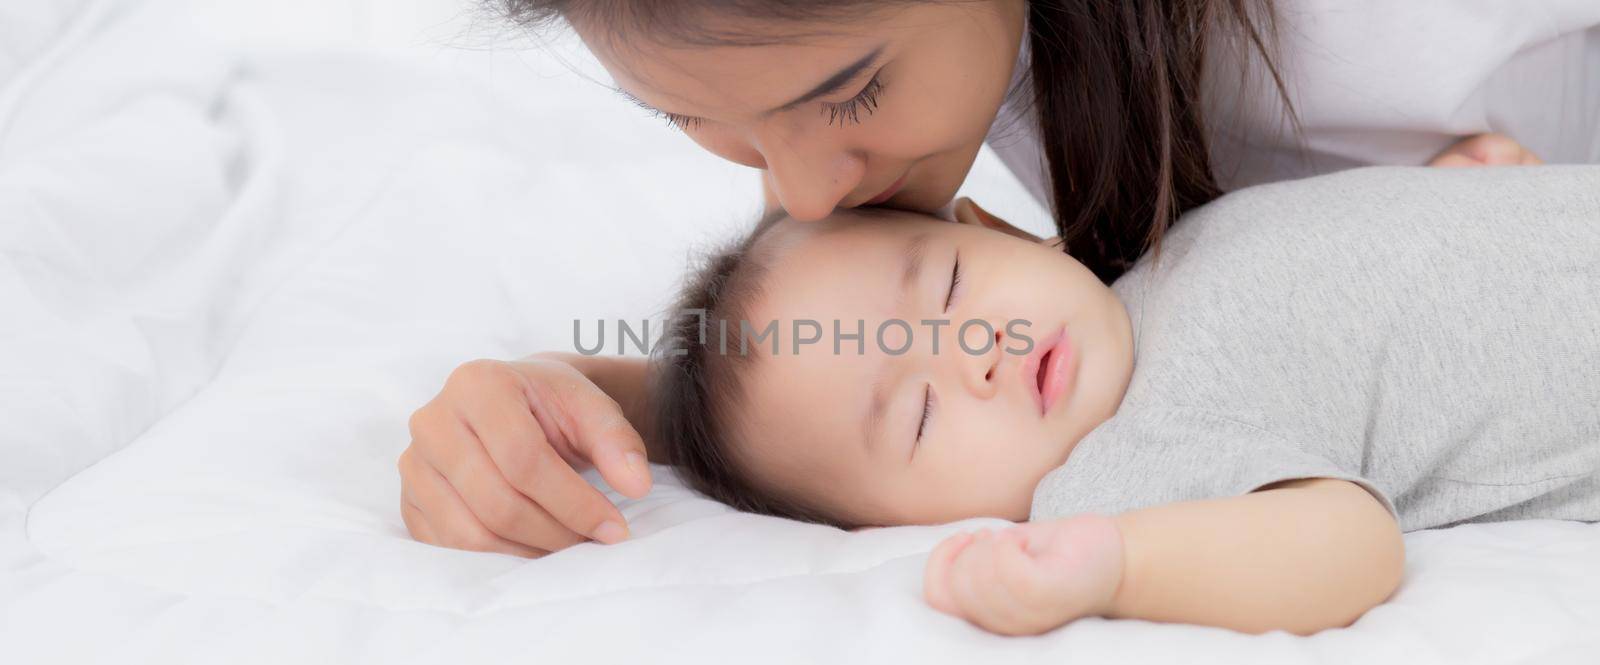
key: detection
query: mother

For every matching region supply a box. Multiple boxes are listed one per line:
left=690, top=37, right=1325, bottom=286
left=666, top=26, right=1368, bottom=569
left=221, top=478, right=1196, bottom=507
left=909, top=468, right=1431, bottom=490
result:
left=398, top=0, right=1597, bottom=556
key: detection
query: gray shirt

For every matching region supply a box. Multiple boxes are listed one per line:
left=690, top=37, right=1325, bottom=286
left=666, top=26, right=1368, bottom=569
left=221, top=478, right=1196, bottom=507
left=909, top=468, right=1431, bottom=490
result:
left=1031, top=167, right=1600, bottom=531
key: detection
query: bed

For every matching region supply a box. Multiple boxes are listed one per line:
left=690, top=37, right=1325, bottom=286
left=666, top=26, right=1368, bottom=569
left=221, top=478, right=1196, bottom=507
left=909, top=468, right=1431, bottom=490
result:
left=3, top=1, right=1598, bottom=662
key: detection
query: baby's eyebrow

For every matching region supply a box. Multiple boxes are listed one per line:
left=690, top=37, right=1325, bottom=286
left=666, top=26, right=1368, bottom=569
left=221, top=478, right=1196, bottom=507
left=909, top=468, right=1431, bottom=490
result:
left=863, top=232, right=932, bottom=453
left=864, top=378, right=886, bottom=454
left=899, top=232, right=930, bottom=294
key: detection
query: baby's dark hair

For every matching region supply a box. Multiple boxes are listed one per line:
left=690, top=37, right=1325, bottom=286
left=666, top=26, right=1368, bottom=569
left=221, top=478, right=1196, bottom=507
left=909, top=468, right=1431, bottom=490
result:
left=651, top=212, right=857, bottom=529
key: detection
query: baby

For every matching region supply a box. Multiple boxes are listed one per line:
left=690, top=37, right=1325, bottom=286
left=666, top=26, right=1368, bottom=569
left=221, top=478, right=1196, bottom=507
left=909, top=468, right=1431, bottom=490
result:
left=649, top=166, right=1600, bottom=636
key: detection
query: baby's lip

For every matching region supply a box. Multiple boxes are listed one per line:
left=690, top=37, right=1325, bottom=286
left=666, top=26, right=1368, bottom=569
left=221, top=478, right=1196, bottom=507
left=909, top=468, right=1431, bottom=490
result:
left=1038, top=328, right=1078, bottom=416
left=1022, top=326, right=1065, bottom=417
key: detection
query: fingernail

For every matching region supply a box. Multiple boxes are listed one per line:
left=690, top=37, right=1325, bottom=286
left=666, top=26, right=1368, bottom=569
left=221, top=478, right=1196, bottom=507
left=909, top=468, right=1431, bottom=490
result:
left=592, top=520, right=627, bottom=544
left=626, top=451, right=645, bottom=475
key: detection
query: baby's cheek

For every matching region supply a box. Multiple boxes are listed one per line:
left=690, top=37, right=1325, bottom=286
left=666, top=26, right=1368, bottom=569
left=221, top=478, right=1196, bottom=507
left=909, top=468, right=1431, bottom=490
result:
left=921, top=454, right=1034, bottom=522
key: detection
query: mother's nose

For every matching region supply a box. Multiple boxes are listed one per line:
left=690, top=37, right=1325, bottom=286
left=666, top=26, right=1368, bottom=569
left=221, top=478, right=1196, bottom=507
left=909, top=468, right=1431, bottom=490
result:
left=759, top=132, right=864, bottom=222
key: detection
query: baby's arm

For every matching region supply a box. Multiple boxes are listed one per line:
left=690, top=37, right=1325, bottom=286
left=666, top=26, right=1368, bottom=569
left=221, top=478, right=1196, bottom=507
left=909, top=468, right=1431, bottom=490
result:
left=923, top=478, right=1404, bottom=636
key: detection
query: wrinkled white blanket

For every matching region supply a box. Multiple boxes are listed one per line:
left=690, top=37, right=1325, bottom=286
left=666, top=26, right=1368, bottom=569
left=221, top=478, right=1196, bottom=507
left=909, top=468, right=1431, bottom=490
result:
left=3, top=1, right=1597, bottom=663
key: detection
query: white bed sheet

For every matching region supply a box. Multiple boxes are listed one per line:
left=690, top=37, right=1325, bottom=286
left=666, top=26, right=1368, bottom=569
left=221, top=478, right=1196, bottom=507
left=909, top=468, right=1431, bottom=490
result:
left=2, top=1, right=1598, bottom=663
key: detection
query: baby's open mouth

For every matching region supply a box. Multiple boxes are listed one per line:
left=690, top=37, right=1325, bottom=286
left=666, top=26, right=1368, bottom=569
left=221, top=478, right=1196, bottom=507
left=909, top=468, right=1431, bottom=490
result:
left=1036, top=347, right=1054, bottom=396
left=1028, top=325, right=1077, bottom=417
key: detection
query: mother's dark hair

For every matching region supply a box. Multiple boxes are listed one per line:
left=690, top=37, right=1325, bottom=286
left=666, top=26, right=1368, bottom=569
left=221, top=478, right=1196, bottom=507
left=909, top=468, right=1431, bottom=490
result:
left=496, top=0, right=1290, bottom=284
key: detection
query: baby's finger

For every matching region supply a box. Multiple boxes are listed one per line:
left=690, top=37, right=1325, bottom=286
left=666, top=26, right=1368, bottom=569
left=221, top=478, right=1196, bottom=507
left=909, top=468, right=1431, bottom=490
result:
left=923, top=531, right=975, bottom=614
left=994, top=531, right=1062, bottom=626
left=969, top=532, right=1040, bottom=634
left=950, top=532, right=1001, bottom=623
left=1009, top=519, right=1072, bottom=556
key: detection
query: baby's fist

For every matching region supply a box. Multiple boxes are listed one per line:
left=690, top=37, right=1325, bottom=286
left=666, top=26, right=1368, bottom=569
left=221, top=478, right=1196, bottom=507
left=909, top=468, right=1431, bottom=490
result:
left=922, top=514, right=1125, bottom=636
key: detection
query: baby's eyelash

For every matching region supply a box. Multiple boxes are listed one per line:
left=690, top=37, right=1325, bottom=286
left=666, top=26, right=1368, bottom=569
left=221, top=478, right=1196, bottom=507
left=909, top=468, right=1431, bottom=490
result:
left=944, top=253, right=962, bottom=311
left=915, top=384, right=934, bottom=445
left=822, top=75, right=884, bottom=127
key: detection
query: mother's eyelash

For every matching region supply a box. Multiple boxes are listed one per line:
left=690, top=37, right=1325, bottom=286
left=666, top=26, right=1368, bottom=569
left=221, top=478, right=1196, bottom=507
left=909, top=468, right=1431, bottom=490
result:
left=822, top=75, right=884, bottom=127
left=625, top=94, right=704, bottom=132
left=655, top=110, right=702, bottom=132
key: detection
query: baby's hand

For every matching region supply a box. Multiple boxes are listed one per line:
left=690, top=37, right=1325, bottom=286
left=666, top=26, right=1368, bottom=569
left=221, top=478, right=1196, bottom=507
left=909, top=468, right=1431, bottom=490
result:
left=1428, top=132, right=1543, bottom=167
left=922, top=514, right=1125, bottom=636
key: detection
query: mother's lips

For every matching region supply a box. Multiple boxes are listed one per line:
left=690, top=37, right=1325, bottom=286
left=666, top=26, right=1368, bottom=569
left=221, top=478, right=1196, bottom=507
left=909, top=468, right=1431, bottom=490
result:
left=862, top=173, right=907, bottom=206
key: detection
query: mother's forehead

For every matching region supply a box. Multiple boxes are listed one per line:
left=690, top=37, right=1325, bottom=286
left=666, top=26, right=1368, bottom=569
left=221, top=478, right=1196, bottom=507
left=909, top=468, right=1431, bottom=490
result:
left=577, top=12, right=894, bottom=114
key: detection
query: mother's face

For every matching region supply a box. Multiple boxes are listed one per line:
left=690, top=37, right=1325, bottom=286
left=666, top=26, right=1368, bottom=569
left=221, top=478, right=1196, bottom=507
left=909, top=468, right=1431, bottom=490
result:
left=573, top=1, right=1026, bottom=221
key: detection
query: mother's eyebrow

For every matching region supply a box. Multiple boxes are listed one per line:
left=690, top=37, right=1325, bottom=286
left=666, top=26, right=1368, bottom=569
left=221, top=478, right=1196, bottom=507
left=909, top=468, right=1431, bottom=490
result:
left=769, top=45, right=885, bottom=115
left=615, top=44, right=886, bottom=120
left=863, top=231, right=932, bottom=451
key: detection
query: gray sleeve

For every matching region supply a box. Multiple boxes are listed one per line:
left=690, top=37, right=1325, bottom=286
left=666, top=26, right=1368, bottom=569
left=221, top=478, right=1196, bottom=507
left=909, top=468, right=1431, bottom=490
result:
left=1030, top=407, right=1398, bottom=521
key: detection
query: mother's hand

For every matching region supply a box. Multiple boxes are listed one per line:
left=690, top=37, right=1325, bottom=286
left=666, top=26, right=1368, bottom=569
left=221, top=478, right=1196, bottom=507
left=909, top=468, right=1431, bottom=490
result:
left=1429, top=132, right=1543, bottom=167
left=398, top=357, right=652, bottom=557
left=954, top=197, right=1062, bottom=249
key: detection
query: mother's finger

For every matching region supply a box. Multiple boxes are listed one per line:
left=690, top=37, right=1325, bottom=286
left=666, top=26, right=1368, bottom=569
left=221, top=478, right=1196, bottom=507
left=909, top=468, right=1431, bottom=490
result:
left=954, top=197, right=1044, bottom=243
left=1467, top=134, right=1529, bottom=165
left=460, top=381, right=632, bottom=545
left=423, top=410, right=591, bottom=551
left=405, top=443, right=546, bottom=558
left=401, top=492, right=436, bottom=545
left=525, top=364, right=653, bottom=501
left=1429, top=153, right=1481, bottom=168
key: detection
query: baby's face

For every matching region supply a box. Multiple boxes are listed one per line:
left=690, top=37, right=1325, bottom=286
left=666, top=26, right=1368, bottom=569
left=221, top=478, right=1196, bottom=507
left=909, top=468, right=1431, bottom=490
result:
left=732, top=209, right=1134, bottom=525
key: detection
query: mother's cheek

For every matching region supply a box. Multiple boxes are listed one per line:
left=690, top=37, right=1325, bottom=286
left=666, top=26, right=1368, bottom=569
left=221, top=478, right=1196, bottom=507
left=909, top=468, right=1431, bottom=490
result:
left=687, top=128, right=766, bottom=169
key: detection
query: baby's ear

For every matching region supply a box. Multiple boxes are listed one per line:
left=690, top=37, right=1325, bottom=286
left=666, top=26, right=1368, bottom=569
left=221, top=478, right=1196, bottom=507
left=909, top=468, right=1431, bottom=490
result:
left=953, top=197, right=1049, bottom=245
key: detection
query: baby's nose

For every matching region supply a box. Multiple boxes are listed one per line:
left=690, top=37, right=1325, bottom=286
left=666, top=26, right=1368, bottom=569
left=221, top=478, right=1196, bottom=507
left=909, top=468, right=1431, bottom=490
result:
left=957, top=322, right=1006, bottom=399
